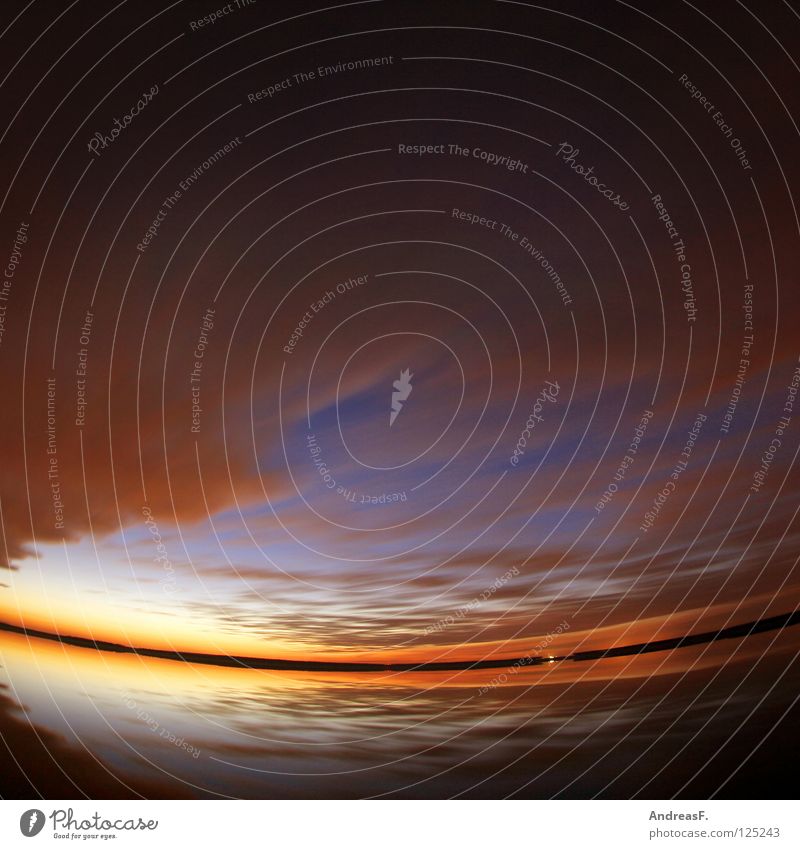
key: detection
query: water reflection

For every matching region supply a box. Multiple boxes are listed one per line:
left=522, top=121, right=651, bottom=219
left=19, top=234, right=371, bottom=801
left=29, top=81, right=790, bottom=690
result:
left=1, top=628, right=797, bottom=798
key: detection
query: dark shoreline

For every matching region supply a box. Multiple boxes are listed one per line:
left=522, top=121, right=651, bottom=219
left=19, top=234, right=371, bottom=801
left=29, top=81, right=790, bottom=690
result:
left=1, top=610, right=798, bottom=673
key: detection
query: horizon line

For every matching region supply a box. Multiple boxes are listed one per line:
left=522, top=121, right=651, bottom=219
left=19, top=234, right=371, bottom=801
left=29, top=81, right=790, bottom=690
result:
left=1, top=610, right=798, bottom=673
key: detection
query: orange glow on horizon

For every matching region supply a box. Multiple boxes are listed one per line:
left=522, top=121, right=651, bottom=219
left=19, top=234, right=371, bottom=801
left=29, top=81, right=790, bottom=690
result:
left=2, top=581, right=795, bottom=666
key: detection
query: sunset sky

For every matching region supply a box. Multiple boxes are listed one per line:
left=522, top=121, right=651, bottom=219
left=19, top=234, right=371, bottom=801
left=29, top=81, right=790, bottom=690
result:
left=1, top=0, right=798, bottom=670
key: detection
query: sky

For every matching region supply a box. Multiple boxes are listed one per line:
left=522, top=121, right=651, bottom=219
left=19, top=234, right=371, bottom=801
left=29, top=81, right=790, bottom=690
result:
left=0, top=0, right=798, bottom=668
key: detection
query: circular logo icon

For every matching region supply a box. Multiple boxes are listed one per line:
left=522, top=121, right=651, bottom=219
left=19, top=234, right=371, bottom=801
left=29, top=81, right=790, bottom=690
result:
left=19, top=810, right=46, bottom=837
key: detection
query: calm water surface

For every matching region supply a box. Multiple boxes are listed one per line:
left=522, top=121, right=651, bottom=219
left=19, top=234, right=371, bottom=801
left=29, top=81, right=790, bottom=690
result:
left=1, top=629, right=797, bottom=798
